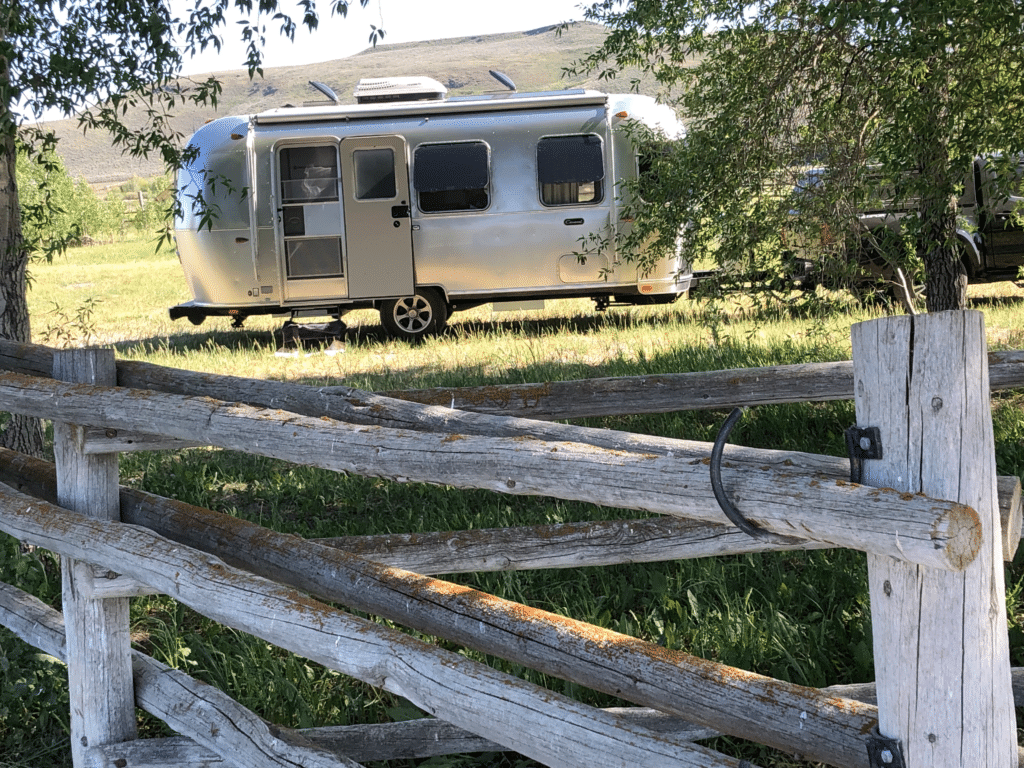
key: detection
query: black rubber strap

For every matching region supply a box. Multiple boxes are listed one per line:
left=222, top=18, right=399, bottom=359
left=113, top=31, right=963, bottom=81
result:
left=710, top=407, right=797, bottom=543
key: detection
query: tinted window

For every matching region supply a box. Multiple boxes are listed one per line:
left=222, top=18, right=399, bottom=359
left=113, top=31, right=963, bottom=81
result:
left=354, top=148, right=397, bottom=200
left=413, top=142, right=489, bottom=212
left=538, top=135, right=604, bottom=206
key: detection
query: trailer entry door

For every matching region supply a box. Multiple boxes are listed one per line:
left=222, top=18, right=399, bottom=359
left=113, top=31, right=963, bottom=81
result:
left=340, top=135, right=415, bottom=299
left=277, top=143, right=347, bottom=303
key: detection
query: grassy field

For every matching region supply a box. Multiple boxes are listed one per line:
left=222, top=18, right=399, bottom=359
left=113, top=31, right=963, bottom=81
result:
left=6, top=241, right=1024, bottom=767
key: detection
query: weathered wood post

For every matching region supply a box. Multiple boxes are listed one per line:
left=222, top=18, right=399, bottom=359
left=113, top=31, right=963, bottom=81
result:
left=851, top=311, right=1017, bottom=767
left=54, top=349, right=136, bottom=765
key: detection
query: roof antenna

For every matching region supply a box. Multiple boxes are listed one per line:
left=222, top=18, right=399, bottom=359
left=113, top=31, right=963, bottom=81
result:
left=308, top=80, right=339, bottom=103
left=489, top=70, right=516, bottom=92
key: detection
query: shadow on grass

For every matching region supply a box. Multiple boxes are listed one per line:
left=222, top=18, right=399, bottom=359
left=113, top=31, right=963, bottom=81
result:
left=112, top=302, right=699, bottom=359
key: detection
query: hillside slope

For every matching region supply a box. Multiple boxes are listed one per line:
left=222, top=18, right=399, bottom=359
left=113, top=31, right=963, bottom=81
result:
left=42, top=22, right=652, bottom=187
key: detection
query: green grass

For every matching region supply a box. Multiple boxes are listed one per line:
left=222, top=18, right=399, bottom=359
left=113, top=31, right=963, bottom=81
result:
left=7, top=241, right=1024, bottom=767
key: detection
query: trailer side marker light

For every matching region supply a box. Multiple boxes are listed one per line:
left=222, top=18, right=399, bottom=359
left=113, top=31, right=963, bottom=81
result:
left=640, top=284, right=654, bottom=294
left=615, top=111, right=629, bottom=119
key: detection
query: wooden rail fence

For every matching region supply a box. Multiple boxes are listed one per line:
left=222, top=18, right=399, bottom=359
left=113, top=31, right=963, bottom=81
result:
left=0, top=310, right=1021, bottom=767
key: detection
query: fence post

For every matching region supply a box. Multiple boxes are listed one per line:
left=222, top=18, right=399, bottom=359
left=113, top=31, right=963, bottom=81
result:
left=851, top=311, right=1016, bottom=767
left=54, top=348, right=136, bottom=765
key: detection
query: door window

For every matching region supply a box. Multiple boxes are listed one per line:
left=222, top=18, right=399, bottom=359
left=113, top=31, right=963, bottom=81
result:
left=354, top=148, right=398, bottom=200
left=537, top=134, right=604, bottom=206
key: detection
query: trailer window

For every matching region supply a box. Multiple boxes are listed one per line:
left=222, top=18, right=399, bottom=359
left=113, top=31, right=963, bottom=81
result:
left=538, top=135, right=604, bottom=206
left=413, top=142, right=489, bottom=213
left=285, top=238, right=344, bottom=279
left=280, top=146, right=339, bottom=204
left=354, top=148, right=397, bottom=200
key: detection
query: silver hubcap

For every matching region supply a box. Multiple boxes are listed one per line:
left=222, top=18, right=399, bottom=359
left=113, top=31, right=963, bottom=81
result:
left=394, top=296, right=431, bottom=333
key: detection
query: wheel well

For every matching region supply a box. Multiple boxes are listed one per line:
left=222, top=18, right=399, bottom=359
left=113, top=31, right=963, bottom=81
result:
left=956, top=231, right=981, bottom=279
left=375, top=286, right=448, bottom=308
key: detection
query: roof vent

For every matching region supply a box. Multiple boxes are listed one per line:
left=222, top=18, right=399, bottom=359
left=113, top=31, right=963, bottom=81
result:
left=353, top=76, right=448, bottom=104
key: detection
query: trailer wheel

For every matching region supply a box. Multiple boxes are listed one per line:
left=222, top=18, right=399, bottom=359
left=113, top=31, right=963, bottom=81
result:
left=380, top=288, right=448, bottom=340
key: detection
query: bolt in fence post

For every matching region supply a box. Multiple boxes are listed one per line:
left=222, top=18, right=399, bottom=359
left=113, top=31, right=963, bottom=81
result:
left=851, top=311, right=1016, bottom=768
left=54, top=348, right=136, bottom=765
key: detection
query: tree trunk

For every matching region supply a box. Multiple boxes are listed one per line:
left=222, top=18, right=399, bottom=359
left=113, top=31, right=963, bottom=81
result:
left=921, top=199, right=968, bottom=312
left=0, top=125, right=44, bottom=457
left=921, top=207, right=966, bottom=313
left=914, top=51, right=968, bottom=313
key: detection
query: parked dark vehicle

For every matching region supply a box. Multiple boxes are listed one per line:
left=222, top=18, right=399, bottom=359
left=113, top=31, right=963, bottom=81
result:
left=784, top=157, right=1024, bottom=297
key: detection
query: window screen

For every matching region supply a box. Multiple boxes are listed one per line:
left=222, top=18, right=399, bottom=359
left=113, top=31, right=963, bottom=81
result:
left=280, top=146, right=339, bottom=204
left=413, top=142, right=489, bottom=213
left=285, top=238, right=344, bottom=279
left=354, top=148, right=397, bottom=200
left=537, top=135, right=604, bottom=206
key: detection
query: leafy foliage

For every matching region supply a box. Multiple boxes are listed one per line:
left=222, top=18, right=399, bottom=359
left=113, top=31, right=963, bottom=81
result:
left=0, top=0, right=373, bottom=453
left=570, top=0, right=1024, bottom=311
left=15, top=144, right=133, bottom=255
left=0, top=536, right=67, bottom=767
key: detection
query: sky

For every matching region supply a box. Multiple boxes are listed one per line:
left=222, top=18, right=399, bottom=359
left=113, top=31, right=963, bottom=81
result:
left=178, top=0, right=590, bottom=75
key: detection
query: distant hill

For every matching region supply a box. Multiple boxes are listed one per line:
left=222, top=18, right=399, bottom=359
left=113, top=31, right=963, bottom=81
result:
left=42, top=22, right=655, bottom=189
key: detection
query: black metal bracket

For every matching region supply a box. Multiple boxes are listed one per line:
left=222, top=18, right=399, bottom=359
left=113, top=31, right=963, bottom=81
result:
left=866, top=732, right=906, bottom=768
left=845, top=425, right=883, bottom=484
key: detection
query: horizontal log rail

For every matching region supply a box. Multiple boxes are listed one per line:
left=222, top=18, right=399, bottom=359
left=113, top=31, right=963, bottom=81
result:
left=0, top=578, right=717, bottom=767
left=0, top=340, right=1019, bottom=567
left=320, top=475, right=1024, bottom=568
left=0, top=449, right=878, bottom=766
left=0, top=370, right=984, bottom=570
left=4, top=339, right=1024, bottom=423
left=0, top=483, right=744, bottom=768
left=3, top=445, right=1018, bottom=577
left=385, top=349, right=1024, bottom=419
left=6, top=339, right=1023, bottom=566
left=0, top=580, right=362, bottom=768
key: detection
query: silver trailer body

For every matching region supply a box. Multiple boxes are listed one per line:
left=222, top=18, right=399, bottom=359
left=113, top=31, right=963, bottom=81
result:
left=171, top=80, right=690, bottom=338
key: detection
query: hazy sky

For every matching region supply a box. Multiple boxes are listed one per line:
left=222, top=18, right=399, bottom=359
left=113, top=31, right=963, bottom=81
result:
left=179, top=0, right=590, bottom=74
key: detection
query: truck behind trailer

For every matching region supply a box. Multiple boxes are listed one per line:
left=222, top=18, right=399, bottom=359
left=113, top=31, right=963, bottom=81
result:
left=855, top=157, right=1024, bottom=285
left=785, top=157, right=1024, bottom=297
left=170, top=74, right=691, bottom=340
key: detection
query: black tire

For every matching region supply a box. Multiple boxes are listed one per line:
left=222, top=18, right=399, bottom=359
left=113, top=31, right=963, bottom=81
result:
left=379, top=288, right=448, bottom=340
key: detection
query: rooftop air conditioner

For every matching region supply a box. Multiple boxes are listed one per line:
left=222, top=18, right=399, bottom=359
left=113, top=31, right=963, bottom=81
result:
left=353, top=76, right=448, bottom=104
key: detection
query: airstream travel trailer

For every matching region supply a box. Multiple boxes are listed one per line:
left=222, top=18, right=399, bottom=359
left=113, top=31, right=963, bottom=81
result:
left=170, top=75, right=691, bottom=340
